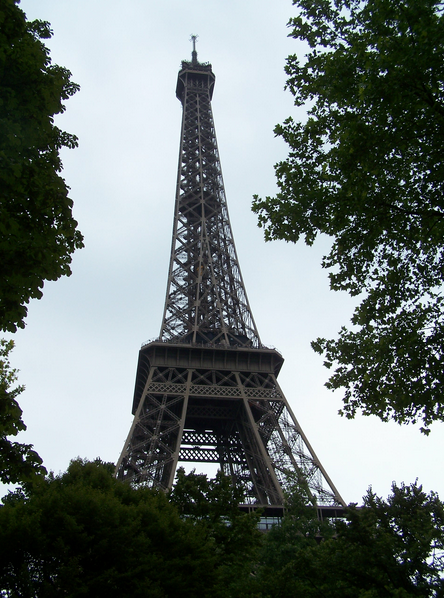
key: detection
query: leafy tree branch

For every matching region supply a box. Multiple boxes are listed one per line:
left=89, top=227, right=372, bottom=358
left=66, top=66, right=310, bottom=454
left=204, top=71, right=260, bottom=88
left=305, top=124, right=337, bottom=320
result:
left=253, top=0, right=444, bottom=432
left=0, top=338, right=45, bottom=485
left=0, top=0, right=83, bottom=333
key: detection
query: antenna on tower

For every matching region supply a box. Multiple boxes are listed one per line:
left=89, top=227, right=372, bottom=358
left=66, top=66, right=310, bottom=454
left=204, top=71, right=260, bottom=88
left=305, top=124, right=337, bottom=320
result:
left=190, top=34, right=198, bottom=64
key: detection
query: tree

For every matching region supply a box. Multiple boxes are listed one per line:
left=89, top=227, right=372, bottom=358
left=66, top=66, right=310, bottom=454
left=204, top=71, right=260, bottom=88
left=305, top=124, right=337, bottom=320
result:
left=0, top=338, right=45, bottom=485
left=169, top=467, right=262, bottom=597
left=255, top=483, right=337, bottom=597
left=3, top=462, right=442, bottom=598
left=252, top=0, right=444, bottom=433
left=0, top=459, right=218, bottom=598
left=256, top=482, right=444, bottom=597
left=0, top=0, right=83, bottom=333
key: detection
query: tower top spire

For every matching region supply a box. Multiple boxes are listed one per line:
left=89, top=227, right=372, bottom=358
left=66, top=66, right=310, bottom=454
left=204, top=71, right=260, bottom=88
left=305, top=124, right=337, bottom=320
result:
left=190, top=34, right=198, bottom=64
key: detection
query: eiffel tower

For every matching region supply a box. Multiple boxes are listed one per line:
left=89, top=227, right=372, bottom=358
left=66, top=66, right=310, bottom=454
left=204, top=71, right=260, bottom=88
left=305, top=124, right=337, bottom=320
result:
left=116, top=39, right=345, bottom=512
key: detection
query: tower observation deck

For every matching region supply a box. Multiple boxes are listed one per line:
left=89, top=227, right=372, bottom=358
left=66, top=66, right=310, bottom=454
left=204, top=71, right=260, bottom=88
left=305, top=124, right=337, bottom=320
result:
left=115, top=43, right=345, bottom=513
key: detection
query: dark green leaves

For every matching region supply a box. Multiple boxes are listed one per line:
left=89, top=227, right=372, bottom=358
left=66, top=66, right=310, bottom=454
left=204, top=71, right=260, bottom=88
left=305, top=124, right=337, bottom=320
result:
left=0, top=339, right=45, bottom=485
left=253, top=0, right=444, bottom=432
left=256, top=481, right=444, bottom=598
left=2, top=462, right=443, bottom=598
left=170, top=468, right=261, bottom=597
left=0, top=459, right=217, bottom=598
left=0, top=0, right=83, bottom=332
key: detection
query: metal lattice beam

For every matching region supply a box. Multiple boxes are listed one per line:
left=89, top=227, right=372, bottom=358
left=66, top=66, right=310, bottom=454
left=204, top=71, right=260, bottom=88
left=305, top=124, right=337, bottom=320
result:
left=160, top=59, right=260, bottom=348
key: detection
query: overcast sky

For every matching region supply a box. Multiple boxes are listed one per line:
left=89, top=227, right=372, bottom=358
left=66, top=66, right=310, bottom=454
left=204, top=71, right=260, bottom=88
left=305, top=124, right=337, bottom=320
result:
left=4, top=0, right=444, bottom=504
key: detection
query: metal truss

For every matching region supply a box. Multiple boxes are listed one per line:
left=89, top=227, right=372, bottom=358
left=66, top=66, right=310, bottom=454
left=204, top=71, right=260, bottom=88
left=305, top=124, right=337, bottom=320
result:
left=116, top=51, right=345, bottom=510
left=160, top=57, right=260, bottom=348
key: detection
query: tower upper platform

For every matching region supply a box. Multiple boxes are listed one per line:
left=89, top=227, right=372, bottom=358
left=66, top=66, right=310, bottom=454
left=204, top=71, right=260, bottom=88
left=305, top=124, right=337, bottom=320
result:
left=176, top=59, right=215, bottom=103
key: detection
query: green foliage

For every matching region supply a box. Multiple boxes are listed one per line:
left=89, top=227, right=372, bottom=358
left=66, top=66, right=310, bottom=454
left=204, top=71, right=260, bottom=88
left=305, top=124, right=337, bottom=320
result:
left=0, top=0, right=83, bottom=332
left=256, top=484, right=336, bottom=597
left=0, top=459, right=218, bottom=598
left=256, top=482, right=444, bottom=598
left=335, top=482, right=444, bottom=598
left=169, top=467, right=262, bottom=597
left=252, top=0, right=444, bottom=433
left=0, top=338, right=45, bottom=484
left=2, top=462, right=442, bottom=598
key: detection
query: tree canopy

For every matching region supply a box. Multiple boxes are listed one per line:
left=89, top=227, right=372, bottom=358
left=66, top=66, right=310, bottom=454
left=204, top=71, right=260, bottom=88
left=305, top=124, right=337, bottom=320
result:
left=169, top=467, right=261, bottom=597
left=252, top=0, right=444, bottom=433
left=1, top=461, right=443, bottom=598
left=0, top=338, right=45, bottom=485
left=0, top=459, right=218, bottom=598
left=256, top=482, right=444, bottom=598
left=0, top=0, right=83, bottom=332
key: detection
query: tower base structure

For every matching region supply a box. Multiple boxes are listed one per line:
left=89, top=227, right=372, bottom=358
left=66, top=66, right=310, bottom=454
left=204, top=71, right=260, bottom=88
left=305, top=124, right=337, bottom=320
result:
left=116, top=340, right=345, bottom=509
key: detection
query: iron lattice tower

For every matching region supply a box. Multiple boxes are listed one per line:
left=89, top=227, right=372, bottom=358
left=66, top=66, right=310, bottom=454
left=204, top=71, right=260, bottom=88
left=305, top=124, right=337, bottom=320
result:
left=116, top=44, right=345, bottom=511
